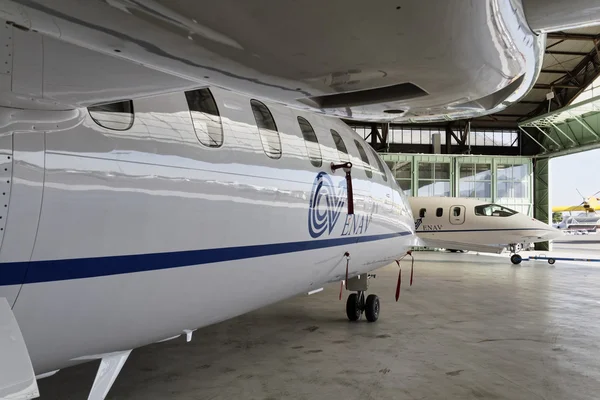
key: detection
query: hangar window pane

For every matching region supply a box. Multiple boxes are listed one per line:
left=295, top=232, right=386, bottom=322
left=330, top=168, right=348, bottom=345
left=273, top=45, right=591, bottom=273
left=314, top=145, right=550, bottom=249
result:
left=251, top=100, right=281, bottom=159
left=88, top=100, right=134, bottom=131
left=370, top=148, right=387, bottom=181
left=354, top=140, right=373, bottom=178
left=418, top=162, right=450, bottom=197
left=330, top=129, right=349, bottom=162
left=459, top=163, right=491, bottom=198
left=386, top=161, right=411, bottom=195
left=497, top=163, right=529, bottom=200
left=185, top=88, right=223, bottom=147
left=297, top=117, right=322, bottom=167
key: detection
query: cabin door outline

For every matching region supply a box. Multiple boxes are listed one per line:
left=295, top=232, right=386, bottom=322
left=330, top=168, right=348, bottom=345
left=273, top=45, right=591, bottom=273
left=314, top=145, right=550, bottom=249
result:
left=449, top=205, right=466, bottom=225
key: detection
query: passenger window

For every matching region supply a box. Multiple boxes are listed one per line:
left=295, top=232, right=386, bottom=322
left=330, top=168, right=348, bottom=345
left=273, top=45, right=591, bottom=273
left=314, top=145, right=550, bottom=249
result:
left=251, top=100, right=282, bottom=159
left=88, top=100, right=134, bottom=131
left=419, top=208, right=426, bottom=218
left=436, top=208, right=443, bottom=217
left=453, top=207, right=461, bottom=217
left=297, top=117, right=322, bottom=167
left=185, top=88, right=224, bottom=147
left=370, top=147, right=388, bottom=182
left=330, top=129, right=349, bottom=162
left=354, top=140, right=373, bottom=178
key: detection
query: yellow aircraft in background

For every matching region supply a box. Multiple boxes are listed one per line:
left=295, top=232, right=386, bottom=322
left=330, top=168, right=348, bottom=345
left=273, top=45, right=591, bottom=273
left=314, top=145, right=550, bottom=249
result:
left=552, top=191, right=600, bottom=213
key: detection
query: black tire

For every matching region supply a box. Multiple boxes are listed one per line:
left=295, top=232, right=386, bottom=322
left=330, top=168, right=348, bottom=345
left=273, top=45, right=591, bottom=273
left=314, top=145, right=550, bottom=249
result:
left=510, top=254, right=522, bottom=265
left=346, top=293, right=361, bottom=321
left=365, top=294, right=380, bottom=323
left=548, top=258, right=556, bottom=265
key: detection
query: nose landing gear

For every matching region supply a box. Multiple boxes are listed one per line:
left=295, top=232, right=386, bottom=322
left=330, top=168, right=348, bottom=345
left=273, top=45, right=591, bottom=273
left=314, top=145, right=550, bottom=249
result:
left=345, top=291, right=380, bottom=322
left=344, top=274, right=380, bottom=322
left=509, top=243, right=523, bottom=264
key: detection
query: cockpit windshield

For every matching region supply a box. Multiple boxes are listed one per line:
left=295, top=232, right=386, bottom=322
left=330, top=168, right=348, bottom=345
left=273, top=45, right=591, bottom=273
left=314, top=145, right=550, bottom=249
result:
left=474, top=204, right=518, bottom=217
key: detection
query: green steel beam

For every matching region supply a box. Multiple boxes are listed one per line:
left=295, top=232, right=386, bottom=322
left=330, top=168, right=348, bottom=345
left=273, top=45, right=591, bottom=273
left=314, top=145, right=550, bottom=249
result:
left=520, top=94, right=600, bottom=158
left=533, top=159, right=550, bottom=251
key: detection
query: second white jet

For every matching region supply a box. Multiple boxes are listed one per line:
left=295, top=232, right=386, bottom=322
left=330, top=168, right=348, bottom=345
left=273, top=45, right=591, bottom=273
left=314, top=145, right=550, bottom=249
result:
left=409, top=197, right=564, bottom=264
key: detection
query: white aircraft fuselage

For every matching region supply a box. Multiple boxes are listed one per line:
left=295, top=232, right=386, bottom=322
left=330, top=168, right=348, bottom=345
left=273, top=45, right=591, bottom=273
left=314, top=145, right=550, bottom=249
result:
left=409, top=197, right=563, bottom=254
left=0, top=85, right=416, bottom=376
left=0, top=0, right=598, bottom=398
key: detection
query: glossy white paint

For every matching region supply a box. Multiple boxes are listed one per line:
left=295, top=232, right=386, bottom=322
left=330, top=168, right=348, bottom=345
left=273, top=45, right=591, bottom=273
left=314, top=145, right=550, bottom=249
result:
left=0, top=0, right=548, bottom=122
left=0, top=2, right=595, bottom=397
left=88, top=351, right=131, bottom=400
left=409, top=197, right=563, bottom=253
left=521, top=0, right=600, bottom=32
left=0, top=85, right=416, bottom=378
left=0, top=298, right=38, bottom=399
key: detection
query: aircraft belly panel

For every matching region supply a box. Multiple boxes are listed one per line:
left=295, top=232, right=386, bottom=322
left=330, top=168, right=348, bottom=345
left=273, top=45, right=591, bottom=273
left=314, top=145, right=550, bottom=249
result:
left=13, top=234, right=414, bottom=375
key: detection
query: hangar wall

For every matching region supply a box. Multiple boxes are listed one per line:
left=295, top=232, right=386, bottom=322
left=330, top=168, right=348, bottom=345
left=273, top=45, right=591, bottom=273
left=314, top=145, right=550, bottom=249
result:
left=380, top=154, right=534, bottom=216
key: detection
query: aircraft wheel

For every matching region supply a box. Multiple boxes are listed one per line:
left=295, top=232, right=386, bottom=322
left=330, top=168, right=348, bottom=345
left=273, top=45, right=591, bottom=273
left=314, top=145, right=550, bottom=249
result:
left=510, top=254, right=522, bottom=265
left=365, top=294, right=380, bottom=323
left=346, top=293, right=361, bottom=321
left=548, top=258, right=556, bottom=265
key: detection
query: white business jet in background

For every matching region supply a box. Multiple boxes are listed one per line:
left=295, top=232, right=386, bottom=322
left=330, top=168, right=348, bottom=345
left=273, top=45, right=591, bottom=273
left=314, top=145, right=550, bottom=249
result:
left=0, top=1, right=598, bottom=399
left=410, top=197, right=564, bottom=264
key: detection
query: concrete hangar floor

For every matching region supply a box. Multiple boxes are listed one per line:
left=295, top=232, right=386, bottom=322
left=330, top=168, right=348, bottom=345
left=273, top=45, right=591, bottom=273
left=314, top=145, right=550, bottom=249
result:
left=40, top=243, right=600, bottom=400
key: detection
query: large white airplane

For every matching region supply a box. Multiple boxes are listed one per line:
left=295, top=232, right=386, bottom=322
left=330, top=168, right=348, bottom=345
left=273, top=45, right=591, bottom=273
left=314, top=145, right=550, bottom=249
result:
left=409, top=197, right=564, bottom=264
left=0, top=1, right=599, bottom=399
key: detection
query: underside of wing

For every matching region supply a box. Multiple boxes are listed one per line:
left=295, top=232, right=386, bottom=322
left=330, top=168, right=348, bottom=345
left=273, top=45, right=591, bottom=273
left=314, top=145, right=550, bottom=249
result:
left=418, top=239, right=506, bottom=254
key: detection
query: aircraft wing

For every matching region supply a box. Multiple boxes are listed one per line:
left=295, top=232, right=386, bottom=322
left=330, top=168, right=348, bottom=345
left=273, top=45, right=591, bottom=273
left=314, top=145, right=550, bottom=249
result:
left=418, top=238, right=506, bottom=254
left=552, top=206, right=589, bottom=212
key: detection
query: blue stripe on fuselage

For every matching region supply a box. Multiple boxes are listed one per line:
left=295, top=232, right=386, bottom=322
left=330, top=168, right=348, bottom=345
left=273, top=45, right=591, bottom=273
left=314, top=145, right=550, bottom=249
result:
left=0, top=231, right=412, bottom=286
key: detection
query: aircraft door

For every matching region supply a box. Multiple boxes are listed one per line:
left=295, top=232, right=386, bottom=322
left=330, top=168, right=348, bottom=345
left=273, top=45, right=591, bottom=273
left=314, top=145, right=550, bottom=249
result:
left=449, top=205, right=465, bottom=225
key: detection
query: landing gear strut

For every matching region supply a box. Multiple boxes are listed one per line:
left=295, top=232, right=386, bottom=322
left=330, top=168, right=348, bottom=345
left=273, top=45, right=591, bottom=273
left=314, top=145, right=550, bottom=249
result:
left=509, top=243, right=522, bottom=264
left=345, top=274, right=380, bottom=322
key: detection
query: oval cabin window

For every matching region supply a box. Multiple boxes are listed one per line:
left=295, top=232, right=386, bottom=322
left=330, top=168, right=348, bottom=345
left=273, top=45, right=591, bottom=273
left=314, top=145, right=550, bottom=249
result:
left=251, top=100, right=282, bottom=159
left=354, top=140, right=372, bottom=179
left=370, top=147, right=388, bottom=182
left=330, top=129, right=349, bottom=162
left=185, top=88, right=224, bottom=148
left=88, top=100, right=134, bottom=131
left=297, top=117, right=322, bottom=167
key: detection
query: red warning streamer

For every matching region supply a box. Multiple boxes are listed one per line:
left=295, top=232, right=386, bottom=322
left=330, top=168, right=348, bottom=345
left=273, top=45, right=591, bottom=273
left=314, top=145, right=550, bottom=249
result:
left=395, top=260, right=402, bottom=301
left=344, top=252, right=350, bottom=289
left=394, top=251, right=414, bottom=302
left=340, top=252, right=350, bottom=300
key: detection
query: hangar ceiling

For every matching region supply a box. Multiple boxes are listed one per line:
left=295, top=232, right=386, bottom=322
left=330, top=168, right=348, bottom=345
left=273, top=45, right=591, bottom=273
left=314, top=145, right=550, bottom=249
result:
left=349, top=27, right=600, bottom=158
left=475, top=27, right=600, bottom=127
